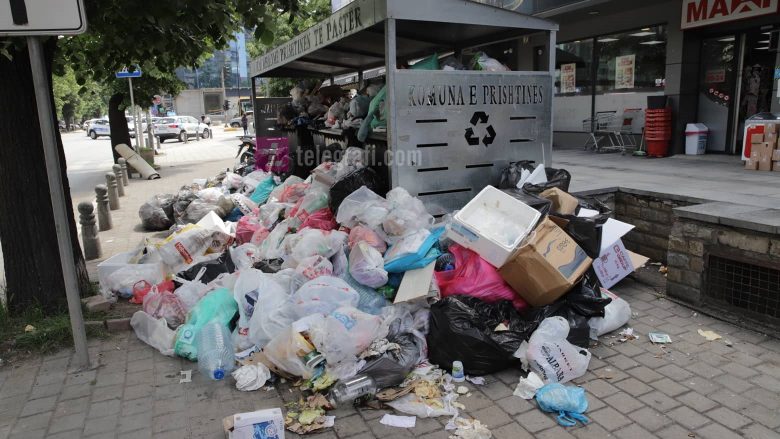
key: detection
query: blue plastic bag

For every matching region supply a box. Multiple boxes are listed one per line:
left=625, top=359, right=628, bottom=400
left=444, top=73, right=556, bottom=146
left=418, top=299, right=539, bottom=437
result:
left=384, top=228, right=444, bottom=273
left=249, top=176, right=277, bottom=204
left=535, top=383, right=589, bottom=427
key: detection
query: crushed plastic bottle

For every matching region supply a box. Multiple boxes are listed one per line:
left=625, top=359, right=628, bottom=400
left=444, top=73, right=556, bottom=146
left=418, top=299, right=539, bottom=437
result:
left=328, top=375, right=377, bottom=407
left=196, top=322, right=235, bottom=380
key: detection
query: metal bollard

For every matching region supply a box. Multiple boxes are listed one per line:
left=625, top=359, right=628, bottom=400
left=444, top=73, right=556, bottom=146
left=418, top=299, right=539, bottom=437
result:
left=95, top=184, right=112, bottom=231
left=183, top=131, right=189, bottom=144
left=78, top=202, right=102, bottom=260
left=105, top=173, right=120, bottom=210
left=112, top=164, right=125, bottom=197
left=118, top=158, right=130, bottom=185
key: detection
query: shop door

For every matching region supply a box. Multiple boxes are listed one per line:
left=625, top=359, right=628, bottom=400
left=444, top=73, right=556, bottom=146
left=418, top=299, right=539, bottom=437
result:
left=734, top=30, right=780, bottom=155
left=698, top=36, right=737, bottom=153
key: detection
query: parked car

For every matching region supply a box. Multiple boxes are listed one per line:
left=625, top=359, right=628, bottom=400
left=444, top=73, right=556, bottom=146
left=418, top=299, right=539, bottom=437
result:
left=154, top=116, right=209, bottom=142
left=87, top=119, right=111, bottom=139
left=229, top=111, right=253, bottom=128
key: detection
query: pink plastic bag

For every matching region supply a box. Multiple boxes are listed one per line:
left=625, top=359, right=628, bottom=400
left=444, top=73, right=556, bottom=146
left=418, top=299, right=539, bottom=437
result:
left=348, top=225, right=387, bottom=254
left=279, top=182, right=310, bottom=203
left=435, top=244, right=528, bottom=311
left=143, top=289, right=186, bottom=328
left=300, top=208, right=337, bottom=231
left=236, top=215, right=262, bottom=245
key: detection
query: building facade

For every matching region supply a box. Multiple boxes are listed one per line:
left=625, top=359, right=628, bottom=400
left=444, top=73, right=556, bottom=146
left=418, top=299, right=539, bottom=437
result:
left=477, top=0, right=780, bottom=155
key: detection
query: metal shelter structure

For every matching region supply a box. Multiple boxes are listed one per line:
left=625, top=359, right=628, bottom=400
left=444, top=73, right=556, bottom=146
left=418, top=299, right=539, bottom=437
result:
left=250, top=0, right=558, bottom=215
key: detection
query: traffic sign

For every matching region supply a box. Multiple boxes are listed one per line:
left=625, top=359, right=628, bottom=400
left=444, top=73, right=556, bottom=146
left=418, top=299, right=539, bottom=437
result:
left=116, top=68, right=143, bottom=79
left=0, top=0, right=87, bottom=36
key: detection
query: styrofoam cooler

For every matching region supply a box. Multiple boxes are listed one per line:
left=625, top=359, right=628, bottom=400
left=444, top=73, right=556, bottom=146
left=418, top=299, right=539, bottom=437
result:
left=447, top=185, right=542, bottom=268
left=97, top=251, right=166, bottom=296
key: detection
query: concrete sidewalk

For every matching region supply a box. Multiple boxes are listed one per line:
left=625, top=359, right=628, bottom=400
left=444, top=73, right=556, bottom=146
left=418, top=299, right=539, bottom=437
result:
left=554, top=148, right=780, bottom=209
left=0, top=279, right=778, bottom=439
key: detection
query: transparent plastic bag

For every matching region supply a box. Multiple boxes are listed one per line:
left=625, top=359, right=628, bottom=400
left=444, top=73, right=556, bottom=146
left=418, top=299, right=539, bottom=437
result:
left=198, top=187, right=228, bottom=204
left=236, top=215, right=263, bottom=245
left=233, top=269, right=284, bottom=350
left=257, top=202, right=289, bottom=229
left=349, top=241, right=388, bottom=288
left=143, top=289, right=186, bottom=328
left=262, top=325, right=319, bottom=379
left=294, top=255, right=334, bottom=283
left=382, top=187, right=434, bottom=242
left=139, top=194, right=175, bottom=231
left=309, top=306, right=387, bottom=365
left=334, top=147, right=368, bottom=180
left=536, top=383, right=589, bottom=427
left=223, top=172, right=244, bottom=190
left=527, top=317, right=591, bottom=384
left=472, top=51, right=509, bottom=72
left=130, top=311, right=176, bottom=356
left=289, top=229, right=348, bottom=263
left=290, top=276, right=360, bottom=319
left=257, top=219, right=292, bottom=260
left=268, top=175, right=305, bottom=203
left=335, top=186, right=390, bottom=229
left=348, top=225, right=387, bottom=253
left=386, top=393, right=459, bottom=418
left=241, top=170, right=271, bottom=195
left=289, top=189, right=329, bottom=223
left=174, top=267, right=210, bottom=312
left=588, top=290, right=631, bottom=339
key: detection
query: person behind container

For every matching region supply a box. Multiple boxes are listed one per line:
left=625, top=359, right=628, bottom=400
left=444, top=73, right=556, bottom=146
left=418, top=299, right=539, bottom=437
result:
left=241, top=113, right=249, bottom=136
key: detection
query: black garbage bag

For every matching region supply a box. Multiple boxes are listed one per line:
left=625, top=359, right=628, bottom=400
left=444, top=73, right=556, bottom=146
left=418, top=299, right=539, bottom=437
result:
left=138, top=194, right=175, bottom=231
left=427, top=296, right=538, bottom=376
left=175, top=250, right=236, bottom=286
left=329, top=167, right=380, bottom=213
left=254, top=258, right=284, bottom=273
left=550, top=197, right=612, bottom=258
left=498, top=162, right=527, bottom=189
left=500, top=189, right=552, bottom=216
left=522, top=167, right=572, bottom=195
left=522, top=276, right=611, bottom=348
left=359, top=333, right=422, bottom=388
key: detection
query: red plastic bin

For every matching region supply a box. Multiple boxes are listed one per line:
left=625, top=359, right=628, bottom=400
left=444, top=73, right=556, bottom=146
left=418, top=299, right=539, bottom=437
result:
left=646, top=140, right=669, bottom=157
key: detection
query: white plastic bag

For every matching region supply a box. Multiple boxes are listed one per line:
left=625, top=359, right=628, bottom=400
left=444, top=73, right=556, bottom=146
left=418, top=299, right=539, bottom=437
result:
left=229, top=243, right=260, bottom=272
left=382, top=187, right=434, bottom=242
left=173, top=268, right=209, bottom=312
left=308, top=306, right=387, bottom=365
left=513, top=372, right=544, bottom=399
left=290, top=276, right=360, bottom=319
left=198, top=187, right=228, bottom=204
left=386, top=392, right=459, bottom=418
left=232, top=269, right=280, bottom=350
left=257, top=218, right=291, bottom=260
left=232, top=363, right=271, bottom=391
left=526, top=317, right=591, bottom=384
left=349, top=242, right=388, bottom=288
left=143, top=289, right=186, bottom=328
left=130, top=311, right=176, bottom=356
left=223, top=172, right=244, bottom=190
left=334, top=147, right=368, bottom=180
left=336, top=186, right=390, bottom=229
left=588, top=290, right=631, bottom=339
left=292, top=255, right=334, bottom=291
left=246, top=277, right=294, bottom=349
left=262, top=323, right=319, bottom=378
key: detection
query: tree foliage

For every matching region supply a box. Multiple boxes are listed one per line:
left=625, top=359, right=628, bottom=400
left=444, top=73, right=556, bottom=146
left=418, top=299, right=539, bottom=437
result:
left=52, top=66, right=108, bottom=124
left=247, top=0, right=330, bottom=97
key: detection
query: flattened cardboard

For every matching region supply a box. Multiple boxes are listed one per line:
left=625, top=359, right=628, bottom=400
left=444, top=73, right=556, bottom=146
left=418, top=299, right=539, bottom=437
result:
left=225, top=408, right=285, bottom=439
left=394, top=262, right=435, bottom=304
left=750, top=133, right=764, bottom=144
left=758, top=143, right=774, bottom=171
left=498, top=218, right=592, bottom=307
left=539, top=187, right=579, bottom=215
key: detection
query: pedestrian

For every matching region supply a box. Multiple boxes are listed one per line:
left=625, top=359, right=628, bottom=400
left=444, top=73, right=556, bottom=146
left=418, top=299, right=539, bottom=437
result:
left=241, top=113, right=249, bottom=137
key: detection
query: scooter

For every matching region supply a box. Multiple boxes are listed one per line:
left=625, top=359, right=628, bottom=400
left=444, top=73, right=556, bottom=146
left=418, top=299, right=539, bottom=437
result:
left=236, top=136, right=256, bottom=165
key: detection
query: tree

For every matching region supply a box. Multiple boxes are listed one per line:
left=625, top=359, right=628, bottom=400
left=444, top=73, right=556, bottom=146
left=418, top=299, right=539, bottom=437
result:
left=0, top=0, right=299, bottom=315
left=247, top=0, right=330, bottom=97
left=52, top=66, right=109, bottom=127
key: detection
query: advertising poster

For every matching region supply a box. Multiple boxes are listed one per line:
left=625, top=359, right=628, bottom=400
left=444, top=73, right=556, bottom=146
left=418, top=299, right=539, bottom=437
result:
left=615, top=54, right=635, bottom=89
left=560, top=63, right=576, bottom=93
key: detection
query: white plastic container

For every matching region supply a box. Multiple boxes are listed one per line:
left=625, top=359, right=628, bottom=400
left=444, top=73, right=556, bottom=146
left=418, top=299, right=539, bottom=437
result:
left=447, top=185, right=541, bottom=268
left=685, top=123, right=708, bottom=155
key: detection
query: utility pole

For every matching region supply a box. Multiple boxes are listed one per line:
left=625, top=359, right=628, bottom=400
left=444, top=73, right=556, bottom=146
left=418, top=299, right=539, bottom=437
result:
left=221, top=59, right=228, bottom=127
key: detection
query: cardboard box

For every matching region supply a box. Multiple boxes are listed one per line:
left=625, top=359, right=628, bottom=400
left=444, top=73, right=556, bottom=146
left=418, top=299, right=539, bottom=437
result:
left=224, top=408, right=285, bottom=439
left=751, top=133, right=765, bottom=144
left=766, top=123, right=778, bottom=133
left=745, top=158, right=759, bottom=170
left=766, top=132, right=778, bottom=145
left=758, top=142, right=774, bottom=171
left=773, top=149, right=780, bottom=161
left=772, top=162, right=780, bottom=172
left=498, top=218, right=592, bottom=307
left=539, top=187, right=579, bottom=215
left=592, top=239, right=649, bottom=289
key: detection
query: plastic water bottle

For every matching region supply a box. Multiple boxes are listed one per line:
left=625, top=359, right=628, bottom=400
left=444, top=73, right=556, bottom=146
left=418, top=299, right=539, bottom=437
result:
left=328, top=375, right=378, bottom=408
left=196, top=322, right=235, bottom=380
left=435, top=253, right=456, bottom=272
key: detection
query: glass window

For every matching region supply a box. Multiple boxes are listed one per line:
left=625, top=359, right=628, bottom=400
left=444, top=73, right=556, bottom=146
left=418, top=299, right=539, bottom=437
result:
left=595, top=25, right=667, bottom=93
left=555, top=40, right=593, bottom=95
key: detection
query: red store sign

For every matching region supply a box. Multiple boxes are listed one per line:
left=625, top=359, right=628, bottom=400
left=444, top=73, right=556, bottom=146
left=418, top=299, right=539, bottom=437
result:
left=682, top=0, right=779, bottom=29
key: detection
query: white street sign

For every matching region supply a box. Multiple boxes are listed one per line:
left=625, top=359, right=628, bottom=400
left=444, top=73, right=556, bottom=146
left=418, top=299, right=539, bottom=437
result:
left=0, top=0, right=87, bottom=36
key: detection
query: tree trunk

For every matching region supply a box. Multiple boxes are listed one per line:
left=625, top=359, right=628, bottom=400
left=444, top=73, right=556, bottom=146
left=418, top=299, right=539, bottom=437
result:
left=108, top=93, right=131, bottom=163
left=0, top=39, right=90, bottom=315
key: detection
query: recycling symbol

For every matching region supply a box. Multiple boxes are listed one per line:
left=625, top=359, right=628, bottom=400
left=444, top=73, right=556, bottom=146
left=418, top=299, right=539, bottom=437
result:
left=465, top=111, right=496, bottom=148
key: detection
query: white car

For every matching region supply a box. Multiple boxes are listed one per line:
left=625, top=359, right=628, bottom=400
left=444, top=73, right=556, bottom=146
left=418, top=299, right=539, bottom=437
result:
left=154, top=116, right=209, bottom=143
left=87, top=119, right=111, bottom=139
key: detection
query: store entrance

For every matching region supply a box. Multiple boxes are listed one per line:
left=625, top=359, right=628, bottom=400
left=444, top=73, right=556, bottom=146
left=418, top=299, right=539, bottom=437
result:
left=734, top=29, right=780, bottom=155
left=698, top=36, right=736, bottom=153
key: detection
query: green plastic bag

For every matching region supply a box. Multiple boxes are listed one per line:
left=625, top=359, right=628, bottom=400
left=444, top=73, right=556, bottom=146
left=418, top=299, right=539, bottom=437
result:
left=174, top=288, right=238, bottom=361
left=250, top=176, right=278, bottom=204
left=411, top=53, right=439, bottom=70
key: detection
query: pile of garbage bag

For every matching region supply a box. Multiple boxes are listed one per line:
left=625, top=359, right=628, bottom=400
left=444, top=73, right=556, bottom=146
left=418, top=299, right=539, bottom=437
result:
left=101, top=153, right=642, bottom=435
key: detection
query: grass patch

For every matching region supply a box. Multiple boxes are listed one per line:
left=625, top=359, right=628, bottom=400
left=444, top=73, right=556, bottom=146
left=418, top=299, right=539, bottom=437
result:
left=0, top=300, right=108, bottom=355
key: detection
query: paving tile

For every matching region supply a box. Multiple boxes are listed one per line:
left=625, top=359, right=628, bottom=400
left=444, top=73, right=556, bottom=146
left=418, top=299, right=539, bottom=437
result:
left=651, top=377, right=689, bottom=397
left=627, top=406, right=671, bottom=432
left=614, top=378, right=653, bottom=397
left=741, top=404, right=780, bottom=429
left=470, top=405, right=512, bottom=429
left=741, top=423, right=780, bottom=439
left=581, top=379, right=619, bottom=399
left=83, top=414, right=118, bottom=436
left=603, top=391, right=645, bottom=414
left=656, top=424, right=695, bottom=439
left=614, top=423, right=656, bottom=439
left=535, top=426, right=576, bottom=439
left=676, top=390, right=718, bottom=412
left=656, top=363, right=693, bottom=381
left=19, top=396, right=57, bottom=418
left=491, top=422, right=534, bottom=439
left=588, top=406, right=631, bottom=431
left=515, top=409, right=556, bottom=433
left=694, top=422, right=743, bottom=439
left=48, top=412, right=86, bottom=434
left=638, top=391, right=681, bottom=412
left=494, top=395, right=534, bottom=416
left=333, top=414, right=369, bottom=438
left=666, top=405, right=709, bottom=429
left=706, top=407, right=751, bottom=430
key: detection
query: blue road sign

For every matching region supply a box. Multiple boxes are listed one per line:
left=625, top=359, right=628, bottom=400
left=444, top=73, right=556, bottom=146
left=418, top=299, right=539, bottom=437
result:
left=115, top=68, right=142, bottom=79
